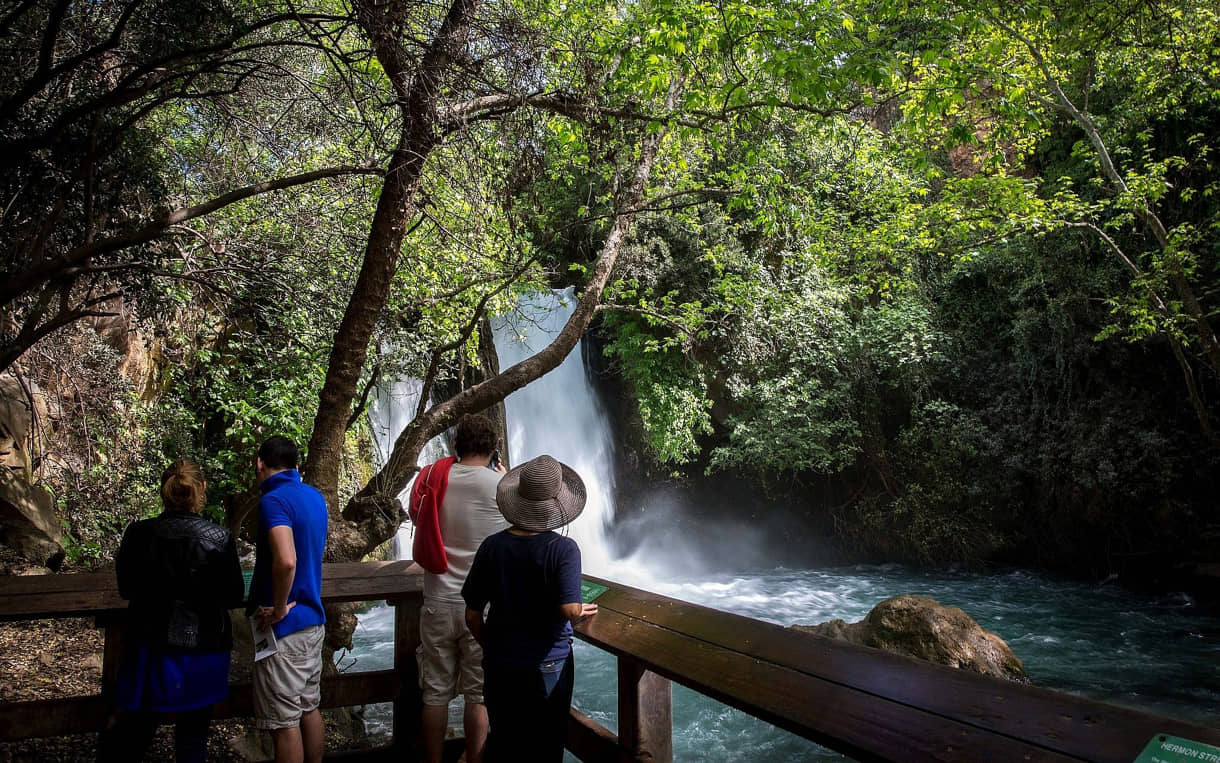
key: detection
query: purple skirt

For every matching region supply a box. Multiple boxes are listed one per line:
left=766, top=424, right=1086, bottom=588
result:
left=114, top=645, right=230, bottom=712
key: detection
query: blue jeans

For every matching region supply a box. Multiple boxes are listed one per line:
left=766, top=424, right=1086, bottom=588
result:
left=483, top=653, right=574, bottom=762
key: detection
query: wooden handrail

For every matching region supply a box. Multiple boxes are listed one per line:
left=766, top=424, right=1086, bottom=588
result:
left=2, top=564, right=1219, bottom=763
left=571, top=574, right=1220, bottom=762
left=0, top=561, right=424, bottom=753
left=0, top=560, right=423, bottom=621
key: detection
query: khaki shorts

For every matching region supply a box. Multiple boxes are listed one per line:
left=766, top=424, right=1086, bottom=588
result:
left=253, top=624, right=324, bottom=729
left=417, top=600, right=485, bottom=705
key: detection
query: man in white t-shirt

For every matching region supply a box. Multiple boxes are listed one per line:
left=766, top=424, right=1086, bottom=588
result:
left=418, top=414, right=507, bottom=763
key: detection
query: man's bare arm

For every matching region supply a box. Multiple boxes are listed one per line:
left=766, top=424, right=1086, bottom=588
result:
left=560, top=602, right=598, bottom=624
left=465, top=607, right=485, bottom=644
left=257, top=525, right=297, bottom=629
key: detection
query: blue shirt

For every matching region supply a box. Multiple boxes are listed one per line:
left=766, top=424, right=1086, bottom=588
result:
left=462, top=530, right=582, bottom=668
left=250, top=469, right=328, bottom=638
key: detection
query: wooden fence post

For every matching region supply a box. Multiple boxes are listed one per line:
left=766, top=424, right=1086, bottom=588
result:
left=392, top=598, right=423, bottom=754
left=98, top=616, right=123, bottom=698
left=617, top=657, right=672, bottom=763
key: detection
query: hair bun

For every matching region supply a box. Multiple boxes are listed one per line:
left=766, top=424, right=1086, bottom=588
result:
left=161, top=460, right=205, bottom=513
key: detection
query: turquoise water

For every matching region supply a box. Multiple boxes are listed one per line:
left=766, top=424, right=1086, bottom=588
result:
left=366, top=292, right=1220, bottom=757
left=347, top=564, right=1220, bottom=760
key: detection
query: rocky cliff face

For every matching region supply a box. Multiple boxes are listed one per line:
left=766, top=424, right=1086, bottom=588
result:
left=0, top=375, right=62, bottom=569
left=88, top=296, right=160, bottom=401
left=793, top=594, right=1030, bottom=683
left=0, top=469, right=64, bottom=569
left=0, top=297, right=158, bottom=570
left=0, top=374, right=41, bottom=476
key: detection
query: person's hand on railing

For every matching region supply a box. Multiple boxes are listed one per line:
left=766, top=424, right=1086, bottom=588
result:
left=562, top=601, right=598, bottom=624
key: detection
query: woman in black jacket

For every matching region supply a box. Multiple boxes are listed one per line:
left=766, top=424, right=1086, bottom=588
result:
left=98, top=460, right=245, bottom=763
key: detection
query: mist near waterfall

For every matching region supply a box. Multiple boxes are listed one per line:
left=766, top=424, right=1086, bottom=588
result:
left=492, top=289, right=817, bottom=584
left=368, top=288, right=806, bottom=584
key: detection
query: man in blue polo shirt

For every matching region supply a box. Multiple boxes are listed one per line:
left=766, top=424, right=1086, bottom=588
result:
left=248, top=435, right=328, bottom=763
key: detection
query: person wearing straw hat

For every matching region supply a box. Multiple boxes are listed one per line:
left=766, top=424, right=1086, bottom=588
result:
left=461, top=454, right=598, bottom=762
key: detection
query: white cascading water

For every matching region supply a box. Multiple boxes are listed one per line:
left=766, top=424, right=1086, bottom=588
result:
left=369, top=289, right=622, bottom=575
left=490, top=288, right=620, bottom=576
left=367, top=376, right=450, bottom=557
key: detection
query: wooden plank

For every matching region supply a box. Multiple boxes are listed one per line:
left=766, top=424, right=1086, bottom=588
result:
left=0, top=695, right=112, bottom=740
left=318, top=561, right=424, bottom=603
left=567, top=708, right=620, bottom=763
left=0, top=571, right=115, bottom=595
left=579, top=576, right=1220, bottom=762
left=214, top=668, right=402, bottom=718
left=320, top=748, right=398, bottom=762
left=0, top=588, right=127, bottom=620
left=0, top=561, right=424, bottom=621
left=578, top=608, right=1075, bottom=763
left=320, top=668, right=401, bottom=710
left=618, top=658, right=672, bottom=763
left=320, top=747, right=401, bottom=762
left=0, top=669, right=400, bottom=741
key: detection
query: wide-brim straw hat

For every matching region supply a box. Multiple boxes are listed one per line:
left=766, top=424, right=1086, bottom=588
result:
left=496, top=454, right=586, bottom=532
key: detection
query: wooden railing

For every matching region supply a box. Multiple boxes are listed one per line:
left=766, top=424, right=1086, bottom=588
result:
left=0, top=561, right=424, bottom=757
left=570, top=575, right=1220, bottom=762
left=2, top=563, right=1220, bottom=762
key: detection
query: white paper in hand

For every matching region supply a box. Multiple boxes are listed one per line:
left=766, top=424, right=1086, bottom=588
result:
left=249, top=615, right=278, bottom=662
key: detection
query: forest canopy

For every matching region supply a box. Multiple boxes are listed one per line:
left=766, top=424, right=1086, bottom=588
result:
left=2, top=0, right=1218, bottom=593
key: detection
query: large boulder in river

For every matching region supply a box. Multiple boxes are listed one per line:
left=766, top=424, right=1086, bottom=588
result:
left=792, top=594, right=1030, bottom=684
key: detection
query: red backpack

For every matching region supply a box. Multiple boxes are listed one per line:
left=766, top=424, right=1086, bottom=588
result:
left=407, top=456, right=456, bottom=574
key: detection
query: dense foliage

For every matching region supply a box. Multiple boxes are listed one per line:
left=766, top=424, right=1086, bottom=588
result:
left=3, top=0, right=1217, bottom=584
left=597, top=0, right=1220, bottom=573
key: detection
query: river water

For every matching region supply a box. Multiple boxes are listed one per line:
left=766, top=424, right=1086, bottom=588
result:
left=358, top=291, right=1220, bottom=759
left=349, top=564, right=1220, bottom=760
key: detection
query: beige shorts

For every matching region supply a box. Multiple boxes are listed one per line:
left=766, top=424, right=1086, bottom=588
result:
left=417, top=600, right=485, bottom=705
left=253, top=624, right=324, bottom=729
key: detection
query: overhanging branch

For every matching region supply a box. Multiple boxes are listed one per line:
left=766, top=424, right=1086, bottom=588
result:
left=4, top=164, right=384, bottom=308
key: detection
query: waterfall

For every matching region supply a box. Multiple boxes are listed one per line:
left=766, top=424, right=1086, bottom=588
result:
left=367, top=377, right=450, bottom=558
left=491, top=288, right=619, bottom=575
left=366, top=290, right=619, bottom=571
left=368, top=288, right=623, bottom=574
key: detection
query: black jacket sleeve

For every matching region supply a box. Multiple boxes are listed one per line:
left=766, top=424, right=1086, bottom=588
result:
left=115, top=520, right=146, bottom=601
left=219, top=532, right=245, bottom=609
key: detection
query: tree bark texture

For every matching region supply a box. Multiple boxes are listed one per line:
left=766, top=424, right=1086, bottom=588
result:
left=304, top=0, right=481, bottom=516
left=333, top=81, right=683, bottom=565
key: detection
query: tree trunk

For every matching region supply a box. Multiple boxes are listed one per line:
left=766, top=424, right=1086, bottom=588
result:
left=331, top=80, right=682, bottom=565
left=476, top=318, right=509, bottom=467
left=303, top=0, right=481, bottom=515
left=1015, top=25, right=1220, bottom=385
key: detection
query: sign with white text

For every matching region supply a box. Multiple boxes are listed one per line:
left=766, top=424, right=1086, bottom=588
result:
left=581, top=579, right=609, bottom=603
left=1134, top=735, right=1220, bottom=763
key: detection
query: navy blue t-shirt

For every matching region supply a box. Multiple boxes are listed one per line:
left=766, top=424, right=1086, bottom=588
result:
left=462, top=529, right=582, bottom=668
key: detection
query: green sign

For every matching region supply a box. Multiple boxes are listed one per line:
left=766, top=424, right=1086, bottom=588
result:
left=1135, top=735, right=1220, bottom=763
left=581, top=579, right=609, bottom=603
left=242, top=569, right=254, bottom=598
